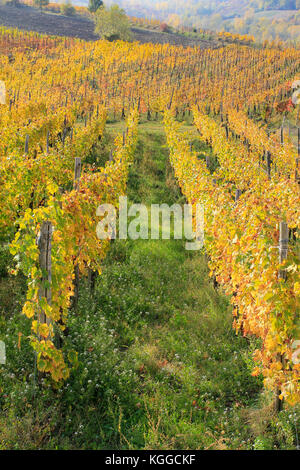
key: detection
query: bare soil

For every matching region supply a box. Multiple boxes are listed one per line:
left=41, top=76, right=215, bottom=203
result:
left=0, top=4, right=97, bottom=40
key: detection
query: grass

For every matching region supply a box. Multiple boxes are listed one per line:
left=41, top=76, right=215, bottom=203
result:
left=0, top=121, right=299, bottom=450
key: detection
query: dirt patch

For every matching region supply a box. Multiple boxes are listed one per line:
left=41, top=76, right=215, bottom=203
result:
left=0, top=4, right=97, bottom=40
left=131, top=27, right=220, bottom=48
left=0, top=4, right=220, bottom=48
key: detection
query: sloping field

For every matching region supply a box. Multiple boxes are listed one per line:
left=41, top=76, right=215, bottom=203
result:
left=0, top=4, right=97, bottom=40
left=0, top=4, right=220, bottom=47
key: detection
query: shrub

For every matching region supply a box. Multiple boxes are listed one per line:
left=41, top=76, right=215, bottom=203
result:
left=60, top=2, right=76, bottom=16
left=94, top=5, right=132, bottom=42
left=160, top=23, right=170, bottom=33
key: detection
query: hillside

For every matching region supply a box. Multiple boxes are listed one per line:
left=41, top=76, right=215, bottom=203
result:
left=0, top=4, right=221, bottom=47
left=103, top=0, right=300, bottom=44
left=0, top=3, right=97, bottom=40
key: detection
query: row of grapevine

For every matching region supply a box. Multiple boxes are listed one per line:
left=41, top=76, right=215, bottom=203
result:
left=7, top=110, right=139, bottom=382
left=164, top=110, right=300, bottom=406
left=1, top=27, right=300, bottom=123
left=221, top=107, right=298, bottom=180
left=193, top=107, right=299, bottom=190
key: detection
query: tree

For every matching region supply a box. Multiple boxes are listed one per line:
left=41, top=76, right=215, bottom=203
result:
left=88, top=0, right=103, bottom=14
left=160, top=22, right=170, bottom=33
left=61, top=2, right=76, bottom=16
left=94, top=5, right=132, bottom=42
left=34, top=0, right=49, bottom=9
left=167, top=14, right=181, bottom=29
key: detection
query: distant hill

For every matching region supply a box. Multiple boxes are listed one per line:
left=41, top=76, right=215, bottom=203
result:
left=99, top=0, right=300, bottom=44
left=0, top=3, right=224, bottom=48
left=4, top=1, right=299, bottom=44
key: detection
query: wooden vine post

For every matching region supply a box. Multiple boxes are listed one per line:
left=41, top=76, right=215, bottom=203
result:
left=46, top=130, right=50, bottom=155
left=296, top=128, right=300, bottom=184
left=274, top=221, right=289, bottom=412
left=206, top=155, right=210, bottom=170
left=232, top=189, right=243, bottom=334
left=235, top=189, right=242, bottom=202
left=38, top=221, right=53, bottom=340
left=279, top=222, right=289, bottom=280
left=266, top=151, right=272, bottom=179
left=74, top=157, right=82, bottom=191
left=280, top=122, right=284, bottom=146
left=73, top=158, right=81, bottom=306
left=24, top=134, right=29, bottom=155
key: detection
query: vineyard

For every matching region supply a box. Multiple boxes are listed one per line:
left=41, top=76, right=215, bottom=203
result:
left=0, top=25, right=299, bottom=450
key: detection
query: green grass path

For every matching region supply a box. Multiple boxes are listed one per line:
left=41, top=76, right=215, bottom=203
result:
left=72, top=122, right=261, bottom=449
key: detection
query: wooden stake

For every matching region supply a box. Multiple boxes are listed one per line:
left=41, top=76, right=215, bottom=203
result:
left=274, top=221, right=289, bottom=412
left=235, top=189, right=242, bottom=202
left=267, top=151, right=272, bottom=179
left=296, top=128, right=300, bottom=183
left=279, top=222, right=288, bottom=281
left=46, top=131, right=50, bottom=155
left=206, top=155, right=210, bottom=170
left=74, top=157, right=82, bottom=191
left=37, top=221, right=53, bottom=340
left=24, top=134, right=29, bottom=155
left=88, top=268, right=97, bottom=293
